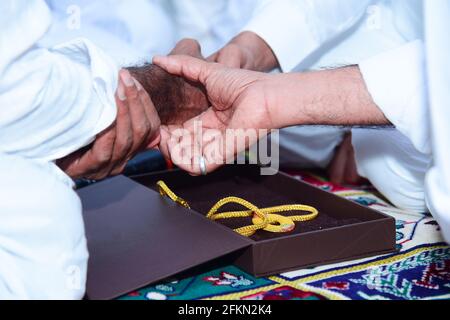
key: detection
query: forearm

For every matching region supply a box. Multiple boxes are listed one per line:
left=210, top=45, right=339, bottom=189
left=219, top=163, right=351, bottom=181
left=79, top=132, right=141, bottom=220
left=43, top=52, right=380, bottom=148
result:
left=128, top=64, right=208, bottom=125
left=265, top=66, right=391, bottom=128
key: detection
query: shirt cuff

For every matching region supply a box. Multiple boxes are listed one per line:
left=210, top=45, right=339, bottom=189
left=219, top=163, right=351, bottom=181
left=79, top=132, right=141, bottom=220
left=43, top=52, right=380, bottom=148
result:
left=242, top=0, right=319, bottom=72
left=359, top=40, right=430, bottom=154
left=44, top=38, right=118, bottom=161
left=51, top=38, right=118, bottom=137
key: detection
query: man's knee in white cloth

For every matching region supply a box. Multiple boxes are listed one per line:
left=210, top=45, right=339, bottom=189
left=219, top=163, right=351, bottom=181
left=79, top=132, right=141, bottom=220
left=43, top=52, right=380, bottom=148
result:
left=276, top=126, right=346, bottom=169
left=352, top=129, right=431, bottom=213
left=0, top=154, right=88, bottom=299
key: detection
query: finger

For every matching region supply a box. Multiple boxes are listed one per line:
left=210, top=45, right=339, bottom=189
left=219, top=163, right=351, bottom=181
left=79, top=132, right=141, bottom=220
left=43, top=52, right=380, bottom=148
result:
left=213, top=45, right=242, bottom=68
left=158, top=125, right=172, bottom=160
left=109, top=87, right=133, bottom=176
left=80, top=126, right=117, bottom=180
left=170, top=38, right=204, bottom=59
left=163, top=121, right=204, bottom=176
left=120, top=69, right=151, bottom=157
left=206, top=52, right=218, bottom=62
left=186, top=129, right=227, bottom=176
left=153, top=55, right=220, bottom=85
left=134, top=78, right=161, bottom=149
left=201, top=129, right=226, bottom=172
left=166, top=125, right=224, bottom=176
left=57, top=149, right=87, bottom=179
left=166, top=130, right=198, bottom=175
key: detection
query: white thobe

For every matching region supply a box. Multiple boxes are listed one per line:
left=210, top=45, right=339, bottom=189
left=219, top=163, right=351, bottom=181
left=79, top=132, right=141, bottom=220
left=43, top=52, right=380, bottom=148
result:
left=0, top=0, right=118, bottom=299
left=160, top=0, right=260, bottom=56
left=242, top=0, right=429, bottom=213
left=359, top=0, right=450, bottom=243
left=41, top=0, right=176, bottom=65
left=43, top=0, right=260, bottom=63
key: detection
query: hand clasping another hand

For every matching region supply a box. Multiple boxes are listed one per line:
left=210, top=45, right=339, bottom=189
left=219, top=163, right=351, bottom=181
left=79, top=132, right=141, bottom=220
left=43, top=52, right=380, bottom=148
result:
left=153, top=55, right=275, bottom=176
left=57, top=69, right=161, bottom=180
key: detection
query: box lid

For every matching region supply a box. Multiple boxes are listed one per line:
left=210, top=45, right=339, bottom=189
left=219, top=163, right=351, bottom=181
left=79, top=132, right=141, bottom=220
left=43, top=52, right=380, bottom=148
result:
left=78, top=176, right=252, bottom=300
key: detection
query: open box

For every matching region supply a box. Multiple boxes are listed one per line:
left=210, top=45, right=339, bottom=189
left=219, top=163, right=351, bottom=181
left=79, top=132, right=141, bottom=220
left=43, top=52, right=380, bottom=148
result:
left=78, top=165, right=396, bottom=300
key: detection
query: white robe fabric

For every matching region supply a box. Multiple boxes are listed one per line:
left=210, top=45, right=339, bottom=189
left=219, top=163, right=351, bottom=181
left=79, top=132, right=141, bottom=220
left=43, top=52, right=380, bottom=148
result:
left=41, top=0, right=176, bottom=65
left=359, top=0, right=450, bottom=243
left=243, top=0, right=429, bottom=213
left=40, top=0, right=260, bottom=64
left=243, top=0, right=449, bottom=240
left=161, top=0, right=260, bottom=56
left=0, top=0, right=117, bottom=299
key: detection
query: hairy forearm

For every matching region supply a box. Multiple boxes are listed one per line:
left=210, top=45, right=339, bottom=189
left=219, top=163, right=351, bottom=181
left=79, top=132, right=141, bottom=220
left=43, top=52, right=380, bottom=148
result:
left=128, top=64, right=208, bottom=125
left=265, top=66, right=391, bottom=128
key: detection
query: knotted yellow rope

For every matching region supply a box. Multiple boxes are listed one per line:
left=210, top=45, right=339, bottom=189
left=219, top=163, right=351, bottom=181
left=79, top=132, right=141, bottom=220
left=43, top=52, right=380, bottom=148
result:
left=157, top=181, right=319, bottom=237
left=157, top=181, right=191, bottom=209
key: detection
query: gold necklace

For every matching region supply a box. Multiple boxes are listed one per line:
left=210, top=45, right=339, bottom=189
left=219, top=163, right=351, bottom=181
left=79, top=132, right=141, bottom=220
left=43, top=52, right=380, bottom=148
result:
left=157, top=181, right=319, bottom=237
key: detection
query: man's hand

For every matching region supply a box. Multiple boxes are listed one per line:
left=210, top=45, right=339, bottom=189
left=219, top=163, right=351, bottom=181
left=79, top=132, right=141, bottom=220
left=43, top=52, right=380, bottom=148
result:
left=153, top=55, right=272, bottom=175
left=153, top=55, right=391, bottom=176
left=57, top=69, right=161, bottom=180
left=208, top=32, right=279, bottom=72
left=169, top=38, right=204, bottom=59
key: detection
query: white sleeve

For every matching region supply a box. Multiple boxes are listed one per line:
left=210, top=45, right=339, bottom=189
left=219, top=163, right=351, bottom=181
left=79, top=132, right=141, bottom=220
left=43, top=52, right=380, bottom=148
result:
left=358, top=40, right=430, bottom=155
left=0, top=0, right=118, bottom=162
left=359, top=31, right=450, bottom=243
left=242, top=0, right=374, bottom=71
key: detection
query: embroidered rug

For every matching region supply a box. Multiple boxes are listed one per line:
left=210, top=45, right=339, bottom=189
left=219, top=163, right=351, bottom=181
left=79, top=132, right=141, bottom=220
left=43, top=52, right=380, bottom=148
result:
left=119, top=171, right=450, bottom=301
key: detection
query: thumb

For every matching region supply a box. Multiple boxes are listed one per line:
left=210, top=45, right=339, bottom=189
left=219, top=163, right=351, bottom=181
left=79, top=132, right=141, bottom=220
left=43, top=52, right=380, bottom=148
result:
left=153, top=55, right=219, bottom=85
left=169, top=39, right=204, bottom=59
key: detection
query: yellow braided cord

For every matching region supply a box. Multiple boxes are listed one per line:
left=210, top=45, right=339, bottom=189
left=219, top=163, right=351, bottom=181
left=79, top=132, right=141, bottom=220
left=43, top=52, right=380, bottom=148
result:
left=207, top=197, right=270, bottom=237
left=209, top=205, right=318, bottom=221
left=156, top=181, right=319, bottom=237
left=157, top=181, right=191, bottom=209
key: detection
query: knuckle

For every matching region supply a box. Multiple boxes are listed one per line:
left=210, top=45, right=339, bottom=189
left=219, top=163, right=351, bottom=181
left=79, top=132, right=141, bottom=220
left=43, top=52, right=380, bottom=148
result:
left=135, top=123, right=150, bottom=137
left=123, top=133, right=134, bottom=149
left=179, top=38, right=200, bottom=48
left=126, top=86, right=139, bottom=100
left=95, top=152, right=111, bottom=165
left=140, top=93, right=155, bottom=110
left=110, top=150, right=124, bottom=164
left=117, top=103, right=129, bottom=117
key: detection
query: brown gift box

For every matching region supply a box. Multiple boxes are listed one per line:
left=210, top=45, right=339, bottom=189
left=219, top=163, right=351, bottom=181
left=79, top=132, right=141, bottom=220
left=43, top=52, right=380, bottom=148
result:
left=78, top=165, right=396, bottom=300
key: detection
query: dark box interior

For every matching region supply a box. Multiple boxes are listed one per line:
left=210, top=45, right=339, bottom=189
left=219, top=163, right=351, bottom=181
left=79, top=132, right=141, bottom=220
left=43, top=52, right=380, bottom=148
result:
left=79, top=165, right=396, bottom=300
left=138, top=168, right=363, bottom=242
left=133, top=165, right=396, bottom=276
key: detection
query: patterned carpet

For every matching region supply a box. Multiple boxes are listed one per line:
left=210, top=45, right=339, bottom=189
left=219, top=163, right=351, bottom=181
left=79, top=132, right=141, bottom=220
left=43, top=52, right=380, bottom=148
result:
left=118, top=170, right=450, bottom=301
